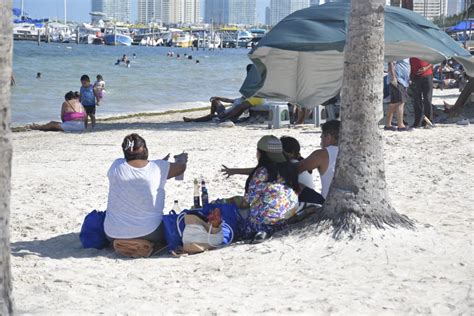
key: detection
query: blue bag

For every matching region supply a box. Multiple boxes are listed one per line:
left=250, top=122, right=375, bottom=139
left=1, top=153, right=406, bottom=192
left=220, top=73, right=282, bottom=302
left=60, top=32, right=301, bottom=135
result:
left=162, top=210, right=183, bottom=253
left=79, top=210, right=110, bottom=249
left=162, top=203, right=243, bottom=253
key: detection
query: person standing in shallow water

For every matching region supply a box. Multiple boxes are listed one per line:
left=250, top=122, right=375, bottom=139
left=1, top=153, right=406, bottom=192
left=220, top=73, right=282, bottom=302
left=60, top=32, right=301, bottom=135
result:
left=79, top=74, right=99, bottom=130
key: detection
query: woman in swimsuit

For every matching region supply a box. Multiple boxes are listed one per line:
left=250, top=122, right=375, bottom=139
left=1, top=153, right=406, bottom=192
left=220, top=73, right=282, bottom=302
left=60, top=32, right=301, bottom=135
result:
left=28, top=91, right=87, bottom=132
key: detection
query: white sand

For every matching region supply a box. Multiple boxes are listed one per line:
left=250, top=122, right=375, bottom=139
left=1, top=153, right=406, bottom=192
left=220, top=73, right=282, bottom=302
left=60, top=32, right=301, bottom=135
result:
left=10, top=89, right=474, bottom=314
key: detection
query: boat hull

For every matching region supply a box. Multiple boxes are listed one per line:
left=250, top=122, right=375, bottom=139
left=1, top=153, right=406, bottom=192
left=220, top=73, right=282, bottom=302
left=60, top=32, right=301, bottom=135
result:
left=104, top=34, right=132, bottom=46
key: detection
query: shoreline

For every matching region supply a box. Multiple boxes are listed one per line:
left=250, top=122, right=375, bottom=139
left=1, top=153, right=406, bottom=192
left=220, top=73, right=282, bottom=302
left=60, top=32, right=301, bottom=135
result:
left=10, top=105, right=211, bottom=132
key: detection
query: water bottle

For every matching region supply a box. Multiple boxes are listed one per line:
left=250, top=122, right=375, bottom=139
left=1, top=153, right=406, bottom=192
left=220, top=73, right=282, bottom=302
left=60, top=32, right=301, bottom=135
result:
left=201, top=179, right=209, bottom=207
left=172, top=200, right=181, bottom=213
left=193, top=178, right=200, bottom=208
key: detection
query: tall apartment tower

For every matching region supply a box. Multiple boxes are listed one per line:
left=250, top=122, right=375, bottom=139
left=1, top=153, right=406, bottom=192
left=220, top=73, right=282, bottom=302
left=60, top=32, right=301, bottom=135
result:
left=91, top=0, right=131, bottom=23
left=270, top=0, right=310, bottom=26
left=160, top=0, right=200, bottom=24
left=137, top=0, right=163, bottom=24
left=413, top=0, right=448, bottom=20
left=204, top=0, right=229, bottom=24
left=228, top=0, right=257, bottom=25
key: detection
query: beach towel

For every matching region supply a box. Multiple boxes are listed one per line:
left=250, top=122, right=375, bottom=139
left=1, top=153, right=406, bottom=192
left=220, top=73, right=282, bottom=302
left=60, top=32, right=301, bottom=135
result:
left=79, top=210, right=110, bottom=249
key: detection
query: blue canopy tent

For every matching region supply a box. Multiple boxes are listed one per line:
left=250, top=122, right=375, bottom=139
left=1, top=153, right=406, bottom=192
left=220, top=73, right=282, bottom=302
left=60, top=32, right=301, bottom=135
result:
left=240, top=3, right=474, bottom=108
left=448, top=19, right=474, bottom=32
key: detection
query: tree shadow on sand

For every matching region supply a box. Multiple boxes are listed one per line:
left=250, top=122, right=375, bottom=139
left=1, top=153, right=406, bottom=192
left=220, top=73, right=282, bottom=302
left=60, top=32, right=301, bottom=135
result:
left=11, top=233, right=174, bottom=260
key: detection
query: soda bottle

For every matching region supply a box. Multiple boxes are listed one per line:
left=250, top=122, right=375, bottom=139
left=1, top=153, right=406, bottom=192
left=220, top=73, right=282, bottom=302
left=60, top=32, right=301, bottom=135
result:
left=172, top=200, right=181, bottom=213
left=193, top=178, right=200, bottom=208
left=201, top=179, right=209, bottom=207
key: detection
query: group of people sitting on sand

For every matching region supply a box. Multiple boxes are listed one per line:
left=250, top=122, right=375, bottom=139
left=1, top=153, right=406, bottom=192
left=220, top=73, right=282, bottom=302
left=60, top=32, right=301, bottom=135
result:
left=101, top=120, right=340, bottom=256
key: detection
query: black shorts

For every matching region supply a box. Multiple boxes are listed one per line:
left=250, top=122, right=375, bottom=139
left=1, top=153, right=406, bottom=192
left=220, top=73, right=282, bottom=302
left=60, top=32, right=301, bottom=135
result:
left=389, top=83, right=407, bottom=104
left=84, top=105, right=96, bottom=115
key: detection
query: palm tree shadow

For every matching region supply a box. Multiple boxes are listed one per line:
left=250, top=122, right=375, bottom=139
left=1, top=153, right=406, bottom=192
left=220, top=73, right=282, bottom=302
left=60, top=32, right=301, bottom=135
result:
left=11, top=233, right=174, bottom=260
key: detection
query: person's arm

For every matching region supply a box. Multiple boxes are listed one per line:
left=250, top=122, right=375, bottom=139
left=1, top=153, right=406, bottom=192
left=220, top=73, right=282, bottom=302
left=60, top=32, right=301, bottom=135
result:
left=221, top=165, right=253, bottom=177
left=211, top=96, right=234, bottom=103
left=388, top=62, right=397, bottom=86
left=60, top=102, right=67, bottom=122
left=167, top=162, right=186, bottom=179
left=298, top=149, right=327, bottom=174
left=167, top=152, right=187, bottom=179
left=417, top=63, right=433, bottom=75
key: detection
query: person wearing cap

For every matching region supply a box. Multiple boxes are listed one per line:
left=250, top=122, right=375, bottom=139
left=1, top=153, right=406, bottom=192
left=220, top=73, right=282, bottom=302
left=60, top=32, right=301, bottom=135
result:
left=241, top=135, right=299, bottom=242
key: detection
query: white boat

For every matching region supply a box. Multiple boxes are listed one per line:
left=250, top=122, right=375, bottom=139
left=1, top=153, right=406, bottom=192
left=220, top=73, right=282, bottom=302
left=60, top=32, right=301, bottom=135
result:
left=237, top=30, right=253, bottom=48
left=13, top=23, right=46, bottom=40
left=205, top=33, right=221, bottom=49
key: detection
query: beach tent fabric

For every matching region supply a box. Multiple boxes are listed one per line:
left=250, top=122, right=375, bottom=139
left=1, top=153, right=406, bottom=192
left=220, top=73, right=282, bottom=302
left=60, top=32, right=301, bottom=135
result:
left=240, top=3, right=474, bottom=108
left=448, top=20, right=474, bottom=32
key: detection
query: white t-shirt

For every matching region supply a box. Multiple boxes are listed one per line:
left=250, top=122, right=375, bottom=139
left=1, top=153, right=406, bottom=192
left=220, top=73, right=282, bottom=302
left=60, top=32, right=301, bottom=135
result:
left=104, top=158, right=170, bottom=239
left=290, top=159, right=314, bottom=189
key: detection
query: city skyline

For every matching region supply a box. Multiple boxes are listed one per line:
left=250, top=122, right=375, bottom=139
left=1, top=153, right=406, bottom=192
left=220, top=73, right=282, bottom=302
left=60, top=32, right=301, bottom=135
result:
left=12, top=0, right=271, bottom=24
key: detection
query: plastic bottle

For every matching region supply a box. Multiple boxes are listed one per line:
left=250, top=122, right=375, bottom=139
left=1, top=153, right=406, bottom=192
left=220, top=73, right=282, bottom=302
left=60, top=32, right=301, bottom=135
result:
left=201, top=179, right=209, bottom=207
left=172, top=200, right=181, bottom=213
left=193, top=178, right=200, bottom=208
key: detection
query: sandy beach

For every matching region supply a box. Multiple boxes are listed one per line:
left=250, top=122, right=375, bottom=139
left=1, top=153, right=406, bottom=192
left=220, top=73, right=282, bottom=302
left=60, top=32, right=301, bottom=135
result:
left=9, top=89, right=474, bottom=314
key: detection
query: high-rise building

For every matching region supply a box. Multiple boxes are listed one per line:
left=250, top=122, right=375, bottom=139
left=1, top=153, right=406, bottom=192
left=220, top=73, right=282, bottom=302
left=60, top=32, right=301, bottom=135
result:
left=228, top=0, right=257, bottom=25
left=204, top=0, right=256, bottom=25
left=160, top=0, right=201, bottom=24
left=204, top=0, right=229, bottom=24
left=270, top=0, right=310, bottom=26
left=137, top=0, right=162, bottom=24
left=447, top=0, right=466, bottom=16
left=265, top=6, right=271, bottom=25
left=91, top=0, right=131, bottom=23
left=310, top=0, right=320, bottom=5
left=413, top=0, right=448, bottom=19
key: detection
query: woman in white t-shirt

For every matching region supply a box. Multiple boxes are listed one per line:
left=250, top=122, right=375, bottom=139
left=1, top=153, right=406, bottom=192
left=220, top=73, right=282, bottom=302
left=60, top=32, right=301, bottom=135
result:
left=104, top=133, right=187, bottom=247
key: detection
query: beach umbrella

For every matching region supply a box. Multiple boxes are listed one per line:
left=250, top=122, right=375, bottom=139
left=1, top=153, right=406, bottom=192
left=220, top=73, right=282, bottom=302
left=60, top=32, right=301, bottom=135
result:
left=240, top=3, right=474, bottom=108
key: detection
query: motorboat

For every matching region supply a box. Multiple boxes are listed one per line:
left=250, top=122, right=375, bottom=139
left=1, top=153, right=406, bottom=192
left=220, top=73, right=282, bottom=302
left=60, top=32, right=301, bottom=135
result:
left=173, top=32, right=194, bottom=48
left=103, top=27, right=133, bottom=46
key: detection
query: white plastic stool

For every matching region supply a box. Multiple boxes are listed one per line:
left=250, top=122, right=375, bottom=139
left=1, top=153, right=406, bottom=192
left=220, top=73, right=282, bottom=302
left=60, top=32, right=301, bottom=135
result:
left=311, top=104, right=337, bottom=127
left=267, top=103, right=291, bottom=129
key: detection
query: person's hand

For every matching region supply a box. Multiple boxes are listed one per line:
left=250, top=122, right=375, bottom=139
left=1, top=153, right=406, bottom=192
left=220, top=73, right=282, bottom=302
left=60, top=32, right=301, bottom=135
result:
left=174, top=152, right=188, bottom=163
left=390, top=78, right=398, bottom=87
left=416, top=67, right=425, bottom=75
left=162, top=153, right=170, bottom=161
left=221, top=164, right=234, bottom=178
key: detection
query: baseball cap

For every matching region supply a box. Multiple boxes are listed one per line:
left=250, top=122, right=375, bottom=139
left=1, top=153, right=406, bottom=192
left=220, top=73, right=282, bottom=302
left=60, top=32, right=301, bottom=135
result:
left=257, top=135, right=287, bottom=163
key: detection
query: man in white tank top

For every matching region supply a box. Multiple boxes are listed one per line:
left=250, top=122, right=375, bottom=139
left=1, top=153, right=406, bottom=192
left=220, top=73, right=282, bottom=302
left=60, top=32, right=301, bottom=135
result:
left=298, top=120, right=340, bottom=200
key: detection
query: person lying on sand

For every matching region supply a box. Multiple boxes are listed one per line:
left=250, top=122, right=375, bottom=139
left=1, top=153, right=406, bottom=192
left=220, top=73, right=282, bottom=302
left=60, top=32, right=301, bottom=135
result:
left=183, top=95, right=265, bottom=123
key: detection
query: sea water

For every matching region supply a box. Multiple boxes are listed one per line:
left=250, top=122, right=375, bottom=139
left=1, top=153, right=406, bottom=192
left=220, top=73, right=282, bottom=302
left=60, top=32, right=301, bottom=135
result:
left=11, top=41, right=251, bottom=126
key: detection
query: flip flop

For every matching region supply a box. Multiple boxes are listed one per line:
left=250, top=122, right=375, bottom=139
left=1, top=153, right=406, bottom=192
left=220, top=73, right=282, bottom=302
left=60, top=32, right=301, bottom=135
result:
left=384, top=126, right=397, bottom=131
left=397, top=126, right=413, bottom=132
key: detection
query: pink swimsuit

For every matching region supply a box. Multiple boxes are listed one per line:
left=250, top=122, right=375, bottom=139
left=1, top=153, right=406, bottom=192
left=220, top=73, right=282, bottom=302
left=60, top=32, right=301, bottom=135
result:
left=63, top=111, right=85, bottom=122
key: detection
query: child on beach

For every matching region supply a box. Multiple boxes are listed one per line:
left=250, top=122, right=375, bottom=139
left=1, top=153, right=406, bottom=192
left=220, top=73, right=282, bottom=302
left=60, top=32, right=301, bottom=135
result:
left=79, top=74, right=99, bottom=130
left=94, top=74, right=106, bottom=104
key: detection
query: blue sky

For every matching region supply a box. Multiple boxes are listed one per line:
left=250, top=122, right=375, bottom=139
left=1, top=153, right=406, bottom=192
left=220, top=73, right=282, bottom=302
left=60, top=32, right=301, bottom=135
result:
left=13, top=0, right=270, bottom=23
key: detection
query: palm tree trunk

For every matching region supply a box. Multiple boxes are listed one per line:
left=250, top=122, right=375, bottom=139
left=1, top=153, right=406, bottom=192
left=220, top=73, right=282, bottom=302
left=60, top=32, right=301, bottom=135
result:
left=319, top=0, right=414, bottom=238
left=0, top=1, right=15, bottom=314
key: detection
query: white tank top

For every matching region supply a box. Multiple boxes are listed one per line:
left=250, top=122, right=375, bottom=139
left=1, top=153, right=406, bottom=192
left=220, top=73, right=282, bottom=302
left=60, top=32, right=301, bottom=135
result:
left=320, top=146, right=339, bottom=199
